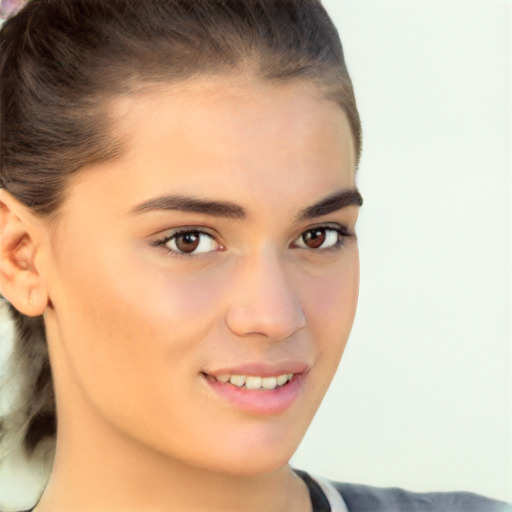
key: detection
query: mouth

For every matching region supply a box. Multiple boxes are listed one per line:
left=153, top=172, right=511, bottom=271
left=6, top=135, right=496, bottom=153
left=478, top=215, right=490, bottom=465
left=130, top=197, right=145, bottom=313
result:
left=201, top=364, right=309, bottom=415
left=201, top=372, right=295, bottom=390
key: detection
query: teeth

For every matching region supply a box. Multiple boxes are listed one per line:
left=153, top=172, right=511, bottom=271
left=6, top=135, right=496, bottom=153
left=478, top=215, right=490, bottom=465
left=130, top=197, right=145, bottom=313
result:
left=276, top=374, right=289, bottom=386
left=218, top=373, right=293, bottom=390
left=261, top=377, right=277, bottom=390
left=245, top=376, right=262, bottom=389
left=229, top=375, right=246, bottom=387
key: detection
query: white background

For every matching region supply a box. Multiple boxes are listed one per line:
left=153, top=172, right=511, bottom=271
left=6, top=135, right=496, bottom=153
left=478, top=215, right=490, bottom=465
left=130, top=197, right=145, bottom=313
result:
left=292, top=0, right=511, bottom=503
left=1, top=0, right=511, bottom=508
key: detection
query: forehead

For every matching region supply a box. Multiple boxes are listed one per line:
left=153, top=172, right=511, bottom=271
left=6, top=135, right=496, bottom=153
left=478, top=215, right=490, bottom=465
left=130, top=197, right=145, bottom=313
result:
left=65, top=78, right=356, bottom=220
left=114, top=77, right=353, bottom=146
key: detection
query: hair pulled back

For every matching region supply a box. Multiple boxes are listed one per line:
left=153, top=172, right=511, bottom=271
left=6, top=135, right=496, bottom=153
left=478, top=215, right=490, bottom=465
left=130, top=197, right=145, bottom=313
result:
left=0, top=0, right=361, bottom=457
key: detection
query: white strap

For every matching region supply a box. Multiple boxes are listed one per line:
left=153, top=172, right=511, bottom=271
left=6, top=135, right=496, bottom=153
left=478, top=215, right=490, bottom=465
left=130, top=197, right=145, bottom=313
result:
left=310, top=475, right=349, bottom=512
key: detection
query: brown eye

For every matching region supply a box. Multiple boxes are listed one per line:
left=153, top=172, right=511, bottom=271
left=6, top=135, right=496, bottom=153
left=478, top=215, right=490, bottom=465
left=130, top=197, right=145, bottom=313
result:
left=294, top=227, right=343, bottom=250
left=302, top=229, right=327, bottom=249
left=164, top=231, right=219, bottom=255
left=175, top=232, right=200, bottom=253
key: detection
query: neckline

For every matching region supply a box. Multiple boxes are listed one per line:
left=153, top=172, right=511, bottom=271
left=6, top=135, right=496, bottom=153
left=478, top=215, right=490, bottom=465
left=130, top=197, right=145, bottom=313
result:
left=294, top=469, right=332, bottom=512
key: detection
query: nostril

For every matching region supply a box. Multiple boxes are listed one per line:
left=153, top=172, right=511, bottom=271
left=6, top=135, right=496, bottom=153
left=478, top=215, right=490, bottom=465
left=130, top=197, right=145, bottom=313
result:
left=225, top=305, right=306, bottom=341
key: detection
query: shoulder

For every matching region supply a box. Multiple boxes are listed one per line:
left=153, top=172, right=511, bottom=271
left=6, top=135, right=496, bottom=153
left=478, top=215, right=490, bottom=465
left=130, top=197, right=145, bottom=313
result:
left=329, top=480, right=512, bottom=512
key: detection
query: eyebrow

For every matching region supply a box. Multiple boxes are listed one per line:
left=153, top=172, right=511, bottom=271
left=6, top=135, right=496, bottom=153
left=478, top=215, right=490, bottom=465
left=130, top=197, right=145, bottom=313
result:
left=130, top=188, right=363, bottom=220
left=131, top=195, right=247, bottom=219
left=296, top=189, right=363, bottom=221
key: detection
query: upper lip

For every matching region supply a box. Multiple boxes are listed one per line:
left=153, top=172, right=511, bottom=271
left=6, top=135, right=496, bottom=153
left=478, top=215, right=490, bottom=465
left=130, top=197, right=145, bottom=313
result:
left=204, top=360, right=310, bottom=378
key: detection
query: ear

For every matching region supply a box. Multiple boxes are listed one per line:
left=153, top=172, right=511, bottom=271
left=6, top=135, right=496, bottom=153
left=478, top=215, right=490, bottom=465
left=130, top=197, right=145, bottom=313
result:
left=0, top=190, right=49, bottom=316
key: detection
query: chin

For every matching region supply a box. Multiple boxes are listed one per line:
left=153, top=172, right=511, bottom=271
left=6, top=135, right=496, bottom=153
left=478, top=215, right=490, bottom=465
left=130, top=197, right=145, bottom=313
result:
left=195, top=449, right=295, bottom=478
left=185, top=425, right=308, bottom=477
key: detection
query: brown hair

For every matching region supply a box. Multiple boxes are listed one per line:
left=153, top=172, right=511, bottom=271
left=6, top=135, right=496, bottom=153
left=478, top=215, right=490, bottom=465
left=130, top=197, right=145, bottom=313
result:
left=0, top=0, right=361, bottom=456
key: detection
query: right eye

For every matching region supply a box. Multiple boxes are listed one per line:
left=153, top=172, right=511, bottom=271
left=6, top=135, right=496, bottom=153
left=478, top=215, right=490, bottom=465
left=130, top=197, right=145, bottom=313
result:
left=153, top=229, right=221, bottom=257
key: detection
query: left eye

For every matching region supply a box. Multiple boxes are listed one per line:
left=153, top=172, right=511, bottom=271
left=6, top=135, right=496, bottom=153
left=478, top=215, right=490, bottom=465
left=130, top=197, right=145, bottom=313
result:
left=293, top=227, right=343, bottom=250
left=161, top=230, right=219, bottom=255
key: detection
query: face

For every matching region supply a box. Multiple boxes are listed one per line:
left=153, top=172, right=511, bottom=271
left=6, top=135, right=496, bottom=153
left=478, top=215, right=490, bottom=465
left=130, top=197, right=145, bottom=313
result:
left=40, top=78, right=361, bottom=476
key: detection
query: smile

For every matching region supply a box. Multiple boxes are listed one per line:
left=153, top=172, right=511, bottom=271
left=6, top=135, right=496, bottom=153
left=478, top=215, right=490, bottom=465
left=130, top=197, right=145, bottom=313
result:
left=211, top=373, right=295, bottom=390
left=202, top=364, right=308, bottom=415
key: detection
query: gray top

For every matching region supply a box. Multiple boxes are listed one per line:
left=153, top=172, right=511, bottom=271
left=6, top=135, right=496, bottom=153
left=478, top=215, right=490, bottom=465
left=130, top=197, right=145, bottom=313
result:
left=297, top=470, right=511, bottom=512
left=332, top=480, right=512, bottom=512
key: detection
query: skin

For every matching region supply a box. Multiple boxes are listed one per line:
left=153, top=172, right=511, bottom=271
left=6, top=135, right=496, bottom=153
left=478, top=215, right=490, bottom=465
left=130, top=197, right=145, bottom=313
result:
left=0, top=77, right=360, bottom=512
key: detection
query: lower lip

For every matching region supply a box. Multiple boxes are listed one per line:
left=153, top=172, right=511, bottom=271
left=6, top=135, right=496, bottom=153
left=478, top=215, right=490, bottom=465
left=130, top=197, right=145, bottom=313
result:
left=204, top=374, right=306, bottom=416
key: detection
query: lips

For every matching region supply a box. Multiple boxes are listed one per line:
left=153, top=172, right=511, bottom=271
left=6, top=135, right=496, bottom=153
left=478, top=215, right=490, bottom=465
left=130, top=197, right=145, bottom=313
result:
left=202, top=361, right=309, bottom=415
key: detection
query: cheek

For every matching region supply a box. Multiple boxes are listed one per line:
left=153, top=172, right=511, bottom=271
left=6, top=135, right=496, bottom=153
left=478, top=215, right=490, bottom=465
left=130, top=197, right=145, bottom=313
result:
left=300, top=249, right=359, bottom=362
left=47, top=248, right=233, bottom=445
left=53, top=238, right=223, bottom=340
left=306, top=250, right=359, bottom=322
left=47, top=237, right=227, bottom=401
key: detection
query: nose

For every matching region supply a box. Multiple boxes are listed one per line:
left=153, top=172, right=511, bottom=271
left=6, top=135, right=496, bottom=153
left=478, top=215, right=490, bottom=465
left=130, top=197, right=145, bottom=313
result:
left=225, top=249, right=306, bottom=341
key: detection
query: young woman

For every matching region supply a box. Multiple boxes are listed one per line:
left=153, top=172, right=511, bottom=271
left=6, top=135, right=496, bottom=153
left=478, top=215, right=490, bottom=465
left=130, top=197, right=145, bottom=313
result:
left=0, top=1, right=509, bottom=511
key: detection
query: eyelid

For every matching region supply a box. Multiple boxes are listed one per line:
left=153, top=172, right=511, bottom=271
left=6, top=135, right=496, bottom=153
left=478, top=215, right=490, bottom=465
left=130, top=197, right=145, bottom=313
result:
left=296, top=222, right=354, bottom=237
left=150, top=223, right=219, bottom=236
left=150, top=226, right=223, bottom=258
left=291, top=223, right=355, bottom=250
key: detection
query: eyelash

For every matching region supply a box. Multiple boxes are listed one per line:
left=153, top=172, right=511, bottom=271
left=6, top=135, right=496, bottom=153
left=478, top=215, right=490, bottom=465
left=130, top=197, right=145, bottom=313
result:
left=150, top=228, right=220, bottom=260
left=150, top=225, right=354, bottom=259
left=293, top=225, right=354, bottom=251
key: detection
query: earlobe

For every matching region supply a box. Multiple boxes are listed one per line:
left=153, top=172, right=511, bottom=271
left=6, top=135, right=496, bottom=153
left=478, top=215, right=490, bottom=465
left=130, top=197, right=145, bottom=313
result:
left=0, top=191, right=49, bottom=316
